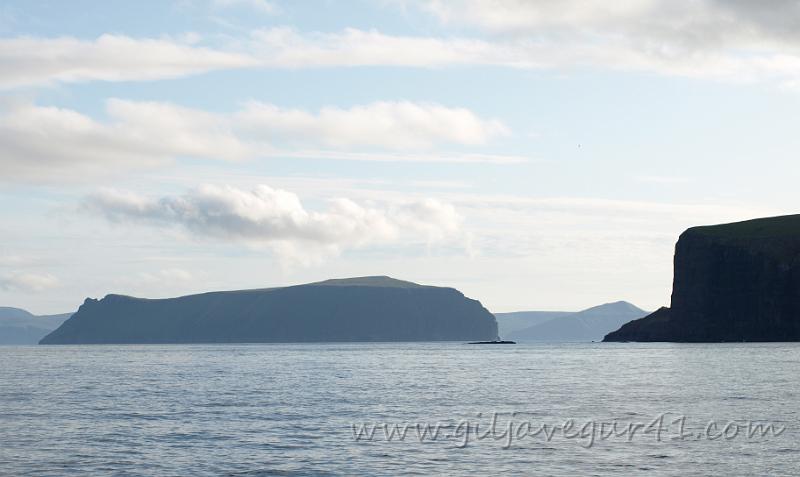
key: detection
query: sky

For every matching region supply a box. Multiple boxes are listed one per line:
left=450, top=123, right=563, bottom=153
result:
left=1, top=0, right=800, bottom=314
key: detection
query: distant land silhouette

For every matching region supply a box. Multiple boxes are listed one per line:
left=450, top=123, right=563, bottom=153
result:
left=40, top=276, right=497, bottom=344
left=496, top=301, right=648, bottom=342
left=494, top=311, right=573, bottom=337
left=605, top=214, right=800, bottom=342
left=0, top=307, right=72, bottom=345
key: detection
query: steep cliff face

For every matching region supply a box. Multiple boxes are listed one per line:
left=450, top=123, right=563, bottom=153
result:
left=40, top=276, right=498, bottom=344
left=605, top=215, right=800, bottom=342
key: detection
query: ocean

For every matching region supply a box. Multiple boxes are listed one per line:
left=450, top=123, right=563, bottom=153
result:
left=1, top=342, right=798, bottom=475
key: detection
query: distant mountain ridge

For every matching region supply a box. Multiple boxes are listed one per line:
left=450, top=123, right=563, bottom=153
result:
left=40, top=276, right=498, bottom=344
left=496, top=301, right=648, bottom=342
left=0, top=307, right=73, bottom=345
left=494, top=311, right=573, bottom=337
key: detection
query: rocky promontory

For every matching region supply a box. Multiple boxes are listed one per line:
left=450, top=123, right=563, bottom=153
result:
left=605, top=215, right=800, bottom=342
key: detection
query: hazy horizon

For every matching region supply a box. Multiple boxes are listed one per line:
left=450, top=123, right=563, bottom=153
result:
left=2, top=1, right=800, bottom=314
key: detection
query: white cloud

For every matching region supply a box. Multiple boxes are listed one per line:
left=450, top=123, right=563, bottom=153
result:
left=6, top=3, right=800, bottom=90
left=416, top=0, right=800, bottom=84
left=0, top=34, right=257, bottom=89
left=250, top=27, right=513, bottom=68
left=81, top=185, right=464, bottom=265
left=245, top=4, right=800, bottom=86
left=236, top=100, right=508, bottom=149
left=0, top=272, right=60, bottom=293
left=423, top=0, right=800, bottom=45
left=0, top=98, right=511, bottom=182
left=105, top=98, right=252, bottom=160
left=0, top=99, right=250, bottom=181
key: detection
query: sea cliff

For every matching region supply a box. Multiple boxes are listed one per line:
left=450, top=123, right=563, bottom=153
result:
left=605, top=215, right=800, bottom=342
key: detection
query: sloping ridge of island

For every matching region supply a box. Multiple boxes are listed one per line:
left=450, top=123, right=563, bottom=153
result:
left=604, top=214, right=800, bottom=342
left=39, top=276, right=498, bottom=344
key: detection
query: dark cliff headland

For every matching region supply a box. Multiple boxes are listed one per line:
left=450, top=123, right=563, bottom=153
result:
left=39, top=276, right=498, bottom=344
left=605, top=214, right=800, bottom=342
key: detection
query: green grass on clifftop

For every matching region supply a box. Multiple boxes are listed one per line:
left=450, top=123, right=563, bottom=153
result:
left=687, top=214, right=800, bottom=239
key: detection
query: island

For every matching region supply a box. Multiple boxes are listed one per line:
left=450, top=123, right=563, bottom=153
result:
left=604, top=214, right=800, bottom=342
left=497, top=301, right=648, bottom=342
left=39, top=276, right=498, bottom=344
left=0, top=307, right=72, bottom=345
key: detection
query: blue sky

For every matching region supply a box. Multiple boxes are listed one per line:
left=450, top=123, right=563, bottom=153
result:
left=1, top=0, right=799, bottom=314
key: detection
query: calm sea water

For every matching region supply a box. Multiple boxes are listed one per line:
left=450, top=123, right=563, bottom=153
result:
left=1, top=342, right=798, bottom=476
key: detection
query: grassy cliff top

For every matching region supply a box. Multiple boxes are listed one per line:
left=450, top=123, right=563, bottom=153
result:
left=686, top=214, right=800, bottom=239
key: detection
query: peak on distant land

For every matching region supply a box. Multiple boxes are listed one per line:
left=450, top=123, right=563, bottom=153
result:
left=497, top=301, right=648, bottom=342
left=40, top=276, right=497, bottom=344
left=0, top=307, right=35, bottom=320
left=605, top=214, right=800, bottom=342
left=0, top=308, right=72, bottom=345
left=309, top=276, right=427, bottom=288
left=493, top=310, right=573, bottom=337
left=578, top=301, right=645, bottom=316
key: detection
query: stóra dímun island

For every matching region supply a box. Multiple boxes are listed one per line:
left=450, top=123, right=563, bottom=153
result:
left=39, top=276, right=498, bottom=344
left=605, top=214, right=800, bottom=342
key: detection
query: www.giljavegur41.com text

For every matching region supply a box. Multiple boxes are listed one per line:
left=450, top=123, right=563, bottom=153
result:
left=351, top=412, right=787, bottom=448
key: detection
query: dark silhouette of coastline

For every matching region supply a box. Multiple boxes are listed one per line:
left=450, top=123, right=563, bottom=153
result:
left=40, top=276, right=497, bottom=344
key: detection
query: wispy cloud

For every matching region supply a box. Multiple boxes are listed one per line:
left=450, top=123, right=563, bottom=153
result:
left=0, top=99, right=512, bottom=182
left=7, top=1, right=800, bottom=90
left=269, top=24, right=797, bottom=85
left=249, top=27, right=511, bottom=68
left=0, top=34, right=257, bottom=89
left=243, top=2, right=800, bottom=86
left=422, top=0, right=800, bottom=46
left=0, top=99, right=250, bottom=182
left=417, top=0, right=800, bottom=85
left=237, top=100, right=508, bottom=149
